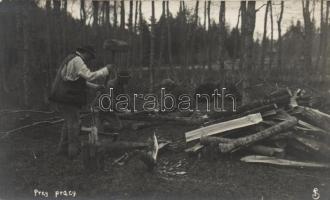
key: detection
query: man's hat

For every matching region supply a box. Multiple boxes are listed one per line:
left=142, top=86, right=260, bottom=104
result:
left=77, top=45, right=96, bottom=59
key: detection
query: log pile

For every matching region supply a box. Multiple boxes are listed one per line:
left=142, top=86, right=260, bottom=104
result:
left=185, top=88, right=330, bottom=168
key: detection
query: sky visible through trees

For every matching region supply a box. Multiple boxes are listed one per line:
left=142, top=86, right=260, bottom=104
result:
left=59, top=0, right=322, bottom=39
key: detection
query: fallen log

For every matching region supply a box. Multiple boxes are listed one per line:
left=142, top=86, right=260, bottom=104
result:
left=218, top=116, right=298, bottom=153
left=241, top=155, right=330, bottom=168
left=293, top=135, right=330, bottom=158
left=248, top=145, right=285, bottom=157
left=185, top=113, right=263, bottom=143
left=200, top=136, right=234, bottom=145
left=294, top=106, right=330, bottom=132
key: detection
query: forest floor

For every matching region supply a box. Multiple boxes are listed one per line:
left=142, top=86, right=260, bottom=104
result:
left=1, top=116, right=330, bottom=200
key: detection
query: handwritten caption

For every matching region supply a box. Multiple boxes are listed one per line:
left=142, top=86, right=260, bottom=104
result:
left=34, top=189, right=77, bottom=198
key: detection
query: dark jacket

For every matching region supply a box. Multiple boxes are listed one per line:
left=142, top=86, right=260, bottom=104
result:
left=49, top=53, right=87, bottom=107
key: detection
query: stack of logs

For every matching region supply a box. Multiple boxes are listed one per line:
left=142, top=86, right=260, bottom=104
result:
left=185, top=88, right=330, bottom=168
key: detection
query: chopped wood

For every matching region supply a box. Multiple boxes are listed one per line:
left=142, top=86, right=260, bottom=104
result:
left=200, top=136, right=234, bottom=145
left=295, top=106, right=330, bottom=131
left=184, top=143, right=204, bottom=153
left=185, top=113, right=263, bottom=143
left=218, top=116, right=297, bottom=153
left=248, top=145, right=285, bottom=157
left=293, top=135, right=330, bottom=157
left=241, top=155, right=330, bottom=168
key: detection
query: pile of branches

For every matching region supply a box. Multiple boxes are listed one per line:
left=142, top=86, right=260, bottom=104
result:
left=185, top=88, right=330, bottom=168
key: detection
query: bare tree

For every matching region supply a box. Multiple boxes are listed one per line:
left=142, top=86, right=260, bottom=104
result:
left=22, top=1, right=31, bottom=107
left=166, top=1, right=173, bottom=72
left=120, top=0, right=125, bottom=31
left=80, top=0, right=86, bottom=25
left=219, top=1, right=226, bottom=72
left=242, top=1, right=256, bottom=105
left=113, top=1, right=118, bottom=29
left=134, top=0, right=138, bottom=33
left=128, top=0, right=133, bottom=68
left=302, top=0, right=313, bottom=72
left=260, top=1, right=270, bottom=70
left=158, top=1, right=166, bottom=69
left=277, top=1, right=284, bottom=71
left=92, top=1, right=99, bottom=28
left=321, top=1, right=329, bottom=74
left=149, top=1, right=155, bottom=92
left=239, top=1, right=247, bottom=70
left=268, top=2, right=274, bottom=69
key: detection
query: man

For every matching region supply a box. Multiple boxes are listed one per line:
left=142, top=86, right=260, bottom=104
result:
left=49, top=45, right=112, bottom=158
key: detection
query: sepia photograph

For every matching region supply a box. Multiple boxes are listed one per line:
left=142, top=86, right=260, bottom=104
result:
left=0, top=0, right=330, bottom=199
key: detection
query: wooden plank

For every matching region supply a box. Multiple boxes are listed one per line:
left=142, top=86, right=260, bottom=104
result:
left=185, top=113, right=263, bottom=143
left=241, top=155, right=330, bottom=168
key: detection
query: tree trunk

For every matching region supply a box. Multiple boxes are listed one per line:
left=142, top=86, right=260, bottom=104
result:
left=62, top=0, right=68, bottom=56
left=113, top=1, right=118, bottom=29
left=277, top=1, right=284, bottom=71
left=158, top=1, right=166, bottom=74
left=166, top=1, right=173, bottom=76
left=134, top=1, right=138, bottom=33
left=104, top=1, right=110, bottom=29
left=128, top=0, right=133, bottom=68
left=92, top=1, right=99, bottom=28
left=149, top=1, right=155, bottom=92
left=22, top=2, right=31, bottom=107
left=239, top=1, right=246, bottom=70
left=268, top=2, right=274, bottom=70
left=321, top=1, right=329, bottom=75
left=80, top=0, right=86, bottom=25
left=260, top=1, right=270, bottom=70
left=316, top=0, right=324, bottom=70
left=139, top=0, right=143, bottom=77
left=241, top=1, right=256, bottom=105
left=207, top=0, right=211, bottom=71
left=302, top=0, right=313, bottom=73
left=218, top=1, right=226, bottom=85
left=45, top=0, right=52, bottom=103
left=120, top=0, right=125, bottom=31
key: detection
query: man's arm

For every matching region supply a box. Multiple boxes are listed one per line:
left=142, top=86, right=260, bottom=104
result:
left=74, top=57, right=109, bottom=81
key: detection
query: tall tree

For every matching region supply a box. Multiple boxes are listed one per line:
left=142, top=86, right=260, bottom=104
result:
left=242, top=1, right=256, bottom=105
left=92, top=1, right=99, bottom=28
left=22, top=1, right=31, bottom=107
left=149, top=1, right=155, bottom=92
left=239, top=1, right=247, bottom=69
left=207, top=0, right=211, bottom=70
left=321, top=1, right=329, bottom=74
left=120, top=0, right=125, bottom=31
left=80, top=0, right=86, bottom=25
left=166, top=1, right=173, bottom=75
left=134, top=0, right=138, bottom=33
left=302, top=0, right=313, bottom=72
left=113, top=0, right=118, bottom=29
left=277, top=1, right=284, bottom=71
left=139, top=0, right=143, bottom=69
left=158, top=1, right=166, bottom=69
left=260, top=1, right=270, bottom=70
left=128, top=0, right=133, bottom=68
left=268, top=2, right=274, bottom=69
left=219, top=1, right=226, bottom=73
